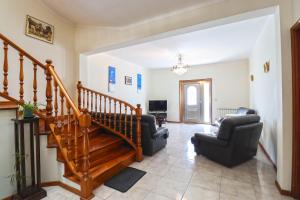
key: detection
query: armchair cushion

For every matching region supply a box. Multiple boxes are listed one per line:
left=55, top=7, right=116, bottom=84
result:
left=217, top=115, right=260, bottom=141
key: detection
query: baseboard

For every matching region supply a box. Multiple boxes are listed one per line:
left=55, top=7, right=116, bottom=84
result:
left=166, top=120, right=181, bottom=123
left=275, top=180, right=292, bottom=196
left=41, top=181, right=81, bottom=196
left=2, top=181, right=81, bottom=199
left=258, top=143, right=292, bottom=197
left=2, top=195, right=13, bottom=200
left=258, top=142, right=277, bottom=171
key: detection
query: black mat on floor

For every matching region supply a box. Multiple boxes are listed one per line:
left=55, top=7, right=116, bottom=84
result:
left=104, top=167, right=146, bottom=193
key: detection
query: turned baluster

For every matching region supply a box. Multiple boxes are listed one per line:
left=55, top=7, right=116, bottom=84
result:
left=95, top=94, right=98, bottom=120
left=74, top=119, right=79, bottom=170
left=124, top=106, right=127, bottom=136
left=54, top=81, right=58, bottom=122
left=119, top=102, right=122, bottom=132
left=3, top=42, right=8, bottom=95
left=77, top=81, right=82, bottom=110
left=104, top=97, right=107, bottom=125
left=79, top=110, right=92, bottom=200
left=82, top=89, right=86, bottom=110
left=19, top=53, right=24, bottom=103
left=33, top=63, right=37, bottom=106
left=99, top=95, right=102, bottom=124
left=60, top=90, right=66, bottom=147
left=109, top=99, right=111, bottom=128
left=87, top=90, right=90, bottom=111
left=114, top=100, right=117, bottom=131
left=136, top=104, right=143, bottom=161
left=66, top=102, right=72, bottom=160
left=91, top=92, right=94, bottom=114
left=130, top=108, right=133, bottom=141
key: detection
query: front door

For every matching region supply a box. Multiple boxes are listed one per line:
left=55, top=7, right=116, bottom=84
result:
left=180, top=79, right=212, bottom=124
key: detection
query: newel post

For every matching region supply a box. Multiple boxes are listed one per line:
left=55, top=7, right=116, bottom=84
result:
left=77, top=81, right=82, bottom=111
left=79, top=109, right=93, bottom=200
left=136, top=104, right=143, bottom=162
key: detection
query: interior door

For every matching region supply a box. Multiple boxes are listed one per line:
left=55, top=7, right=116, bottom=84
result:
left=181, top=79, right=212, bottom=124
left=184, top=83, right=201, bottom=123
left=291, top=20, right=300, bottom=199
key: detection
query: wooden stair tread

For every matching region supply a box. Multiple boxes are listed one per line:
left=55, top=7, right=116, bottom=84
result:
left=90, top=150, right=135, bottom=179
left=89, top=144, right=131, bottom=168
left=77, top=133, right=123, bottom=157
left=88, top=134, right=122, bottom=152
left=65, top=148, right=135, bottom=184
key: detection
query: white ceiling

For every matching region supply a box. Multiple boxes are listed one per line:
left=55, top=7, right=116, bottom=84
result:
left=41, top=0, right=219, bottom=27
left=105, top=16, right=270, bottom=69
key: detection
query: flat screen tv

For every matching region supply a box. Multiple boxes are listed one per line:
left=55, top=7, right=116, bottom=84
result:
left=149, top=100, right=167, bottom=112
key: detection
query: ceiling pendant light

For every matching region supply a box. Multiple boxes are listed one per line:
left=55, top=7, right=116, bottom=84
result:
left=171, top=54, right=190, bottom=75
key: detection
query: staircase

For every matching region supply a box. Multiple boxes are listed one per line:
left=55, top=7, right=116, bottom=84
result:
left=0, top=33, right=143, bottom=200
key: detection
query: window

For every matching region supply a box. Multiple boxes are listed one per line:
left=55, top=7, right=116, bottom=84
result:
left=187, top=85, right=197, bottom=105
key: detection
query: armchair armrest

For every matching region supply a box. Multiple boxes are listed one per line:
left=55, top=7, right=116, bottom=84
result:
left=193, top=133, right=227, bottom=146
left=152, top=127, right=169, bottom=139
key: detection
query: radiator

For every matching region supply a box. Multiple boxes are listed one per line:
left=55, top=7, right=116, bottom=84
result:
left=217, top=108, right=238, bottom=119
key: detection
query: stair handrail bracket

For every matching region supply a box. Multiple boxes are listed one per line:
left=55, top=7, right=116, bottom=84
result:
left=77, top=81, right=143, bottom=162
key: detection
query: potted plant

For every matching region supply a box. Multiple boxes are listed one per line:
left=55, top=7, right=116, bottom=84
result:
left=20, top=102, right=36, bottom=118
left=7, top=153, right=29, bottom=188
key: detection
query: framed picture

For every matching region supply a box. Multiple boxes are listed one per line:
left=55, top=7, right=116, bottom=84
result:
left=108, top=66, right=116, bottom=92
left=137, top=73, right=142, bottom=93
left=25, top=15, right=54, bottom=44
left=125, top=76, right=132, bottom=85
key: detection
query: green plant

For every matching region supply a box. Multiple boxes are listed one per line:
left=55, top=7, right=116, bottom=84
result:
left=6, top=153, right=30, bottom=186
left=19, top=102, right=36, bottom=112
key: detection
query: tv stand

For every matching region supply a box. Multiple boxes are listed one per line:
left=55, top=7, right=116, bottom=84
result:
left=148, top=111, right=167, bottom=127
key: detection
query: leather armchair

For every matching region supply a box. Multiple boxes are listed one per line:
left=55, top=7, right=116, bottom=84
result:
left=140, top=115, right=169, bottom=156
left=191, top=115, right=263, bottom=167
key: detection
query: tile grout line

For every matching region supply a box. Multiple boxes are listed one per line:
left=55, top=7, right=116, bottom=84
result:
left=180, top=168, right=196, bottom=200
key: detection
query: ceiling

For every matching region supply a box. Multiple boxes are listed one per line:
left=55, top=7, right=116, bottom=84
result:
left=41, top=0, right=219, bottom=27
left=104, top=16, right=270, bottom=69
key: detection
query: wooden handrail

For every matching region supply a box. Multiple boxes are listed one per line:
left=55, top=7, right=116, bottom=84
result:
left=47, top=64, right=81, bottom=118
left=77, top=82, right=143, bottom=161
left=0, top=33, right=93, bottom=199
left=78, top=84, right=136, bottom=111
left=0, top=33, right=46, bottom=69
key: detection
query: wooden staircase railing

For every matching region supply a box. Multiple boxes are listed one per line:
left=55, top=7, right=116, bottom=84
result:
left=77, top=82, right=143, bottom=161
left=0, top=33, right=93, bottom=200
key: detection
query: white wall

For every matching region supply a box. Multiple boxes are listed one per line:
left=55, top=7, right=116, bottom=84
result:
left=0, top=0, right=76, bottom=198
left=86, top=54, right=149, bottom=112
left=249, top=16, right=280, bottom=165
left=75, top=1, right=295, bottom=191
left=294, top=0, right=300, bottom=21
left=148, top=60, right=249, bottom=122
left=0, top=110, right=18, bottom=198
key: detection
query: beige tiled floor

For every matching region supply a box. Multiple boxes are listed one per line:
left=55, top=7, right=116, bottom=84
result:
left=43, top=123, right=294, bottom=200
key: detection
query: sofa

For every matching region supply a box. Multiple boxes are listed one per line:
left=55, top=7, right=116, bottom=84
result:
left=191, top=115, right=263, bottom=167
left=236, top=107, right=256, bottom=115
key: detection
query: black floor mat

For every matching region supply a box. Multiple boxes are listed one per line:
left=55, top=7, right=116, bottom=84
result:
left=104, top=167, right=146, bottom=193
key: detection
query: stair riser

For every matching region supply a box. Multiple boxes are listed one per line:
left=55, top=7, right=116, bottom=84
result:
left=92, top=155, right=135, bottom=189
left=88, top=140, right=124, bottom=160
left=89, top=147, right=130, bottom=169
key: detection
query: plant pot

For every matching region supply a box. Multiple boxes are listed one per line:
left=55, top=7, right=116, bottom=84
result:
left=23, top=108, right=34, bottom=118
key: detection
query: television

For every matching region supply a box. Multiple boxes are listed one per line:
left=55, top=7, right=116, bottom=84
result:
left=149, top=100, right=167, bottom=112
